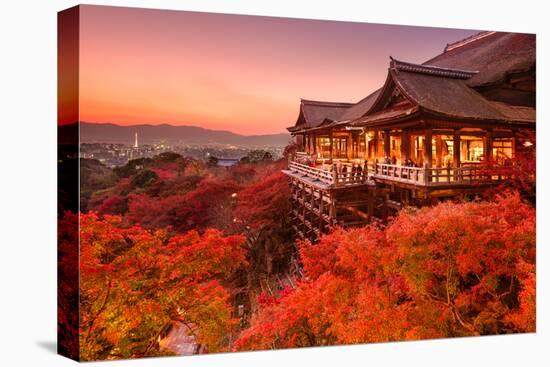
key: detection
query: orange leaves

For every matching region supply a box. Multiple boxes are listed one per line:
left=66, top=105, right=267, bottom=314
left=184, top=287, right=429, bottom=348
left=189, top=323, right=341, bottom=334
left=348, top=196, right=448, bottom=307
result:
left=236, top=192, right=536, bottom=350
left=298, top=236, right=339, bottom=280
left=78, top=213, right=247, bottom=360
left=165, top=229, right=247, bottom=280
left=234, top=171, right=290, bottom=231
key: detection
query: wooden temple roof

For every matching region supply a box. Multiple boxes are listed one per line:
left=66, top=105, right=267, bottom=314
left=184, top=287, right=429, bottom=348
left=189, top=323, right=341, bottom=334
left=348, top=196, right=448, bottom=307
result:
left=292, top=31, right=536, bottom=134
left=425, top=31, right=536, bottom=88
left=338, top=89, right=381, bottom=122
left=388, top=59, right=534, bottom=123
left=288, top=99, right=354, bottom=133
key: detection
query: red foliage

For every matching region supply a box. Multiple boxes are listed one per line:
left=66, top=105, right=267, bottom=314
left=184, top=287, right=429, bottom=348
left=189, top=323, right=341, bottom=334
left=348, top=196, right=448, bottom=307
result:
left=78, top=213, right=247, bottom=360
left=234, top=171, right=290, bottom=231
left=58, top=212, right=80, bottom=359
left=97, top=194, right=127, bottom=215
left=125, top=177, right=241, bottom=232
left=482, top=130, right=536, bottom=204
left=235, top=193, right=536, bottom=351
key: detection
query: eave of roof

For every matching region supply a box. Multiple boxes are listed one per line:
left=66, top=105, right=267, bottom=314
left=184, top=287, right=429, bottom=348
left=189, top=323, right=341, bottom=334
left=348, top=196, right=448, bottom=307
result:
left=390, top=63, right=535, bottom=124
left=390, top=57, right=479, bottom=79
left=300, top=99, right=355, bottom=108
left=290, top=32, right=535, bottom=132
left=352, top=105, right=420, bottom=127
left=293, top=99, right=354, bottom=130
left=423, top=31, right=536, bottom=88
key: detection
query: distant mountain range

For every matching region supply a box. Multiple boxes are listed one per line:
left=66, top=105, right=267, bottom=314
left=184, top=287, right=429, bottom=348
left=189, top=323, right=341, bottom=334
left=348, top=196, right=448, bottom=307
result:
left=61, top=122, right=291, bottom=147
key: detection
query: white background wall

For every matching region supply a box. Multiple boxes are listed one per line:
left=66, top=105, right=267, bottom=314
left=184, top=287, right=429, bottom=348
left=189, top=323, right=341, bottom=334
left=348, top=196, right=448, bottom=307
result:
left=0, top=0, right=547, bottom=366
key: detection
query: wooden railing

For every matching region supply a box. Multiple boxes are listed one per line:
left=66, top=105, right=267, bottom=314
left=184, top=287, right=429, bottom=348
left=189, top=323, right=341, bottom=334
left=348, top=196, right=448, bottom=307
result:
left=295, top=151, right=312, bottom=160
left=374, top=164, right=425, bottom=185
left=288, top=160, right=511, bottom=188
left=288, top=161, right=334, bottom=185
left=287, top=160, right=369, bottom=187
left=373, top=163, right=512, bottom=186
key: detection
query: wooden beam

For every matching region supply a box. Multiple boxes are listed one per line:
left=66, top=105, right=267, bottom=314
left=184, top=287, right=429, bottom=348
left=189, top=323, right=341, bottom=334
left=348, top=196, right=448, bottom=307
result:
left=383, top=130, right=391, bottom=158
left=512, top=129, right=518, bottom=159
left=373, top=130, right=379, bottom=159
left=453, top=129, right=461, bottom=168
left=435, top=135, right=443, bottom=167
left=313, top=135, right=317, bottom=156
left=367, top=189, right=374, bottom=220
left=353, top=134, right=361, bottom=158
left=485, top=129, right=493, bottom=162
left=400, top=130, right=410, bottom=165
left=319, top=191, right=324, bottom=232
left=424, top=128, right=433, bottom=168
left=346, top=133, right=353, bottom=159
left=344, top=206, right=370, bottom=221
left=329, top=130, right=334, bottom=161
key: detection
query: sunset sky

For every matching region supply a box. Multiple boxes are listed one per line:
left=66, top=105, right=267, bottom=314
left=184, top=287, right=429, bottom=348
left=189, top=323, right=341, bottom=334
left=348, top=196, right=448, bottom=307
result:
left=61, top=5, right=478, bottom=135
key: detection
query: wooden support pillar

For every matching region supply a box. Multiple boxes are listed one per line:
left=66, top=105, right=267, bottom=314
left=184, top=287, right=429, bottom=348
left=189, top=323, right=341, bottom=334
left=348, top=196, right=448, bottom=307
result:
left=400, top=130, right=410, bottom=165
left=424, top=128, right=433, bottom=168
left=329, top=130, right=334, bottom=161
left=373, top=130, right=379, bottom=159
left=302, top=182, right=307, bottom=230
left=310, top=187, right=315, bottom=229
left=312, top=135, right=317, bottom=156
left=511, top=129, right=518, bottom=159
left=346, top=133, right=352, bottom=160
left=367, top=189, right=374, bottom=221
left=453, top=129, right=461, bottom=168
left=435, top=135, right=443, bottom=167
left=383, top=130, right=391, bottom=158
left=365, top=133, right=371, bottom=160
left=351, top=134, right=360, bottom=158
left=485, top=129, right=493, bottom=162
left=319, top=191, right=324, bottom=231
left=328, top=192, right=336, bottom=227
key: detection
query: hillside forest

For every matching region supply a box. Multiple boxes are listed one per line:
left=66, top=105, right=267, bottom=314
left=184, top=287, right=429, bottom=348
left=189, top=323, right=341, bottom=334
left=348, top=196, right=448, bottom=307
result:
left=58, top=143, right=536, bottom=361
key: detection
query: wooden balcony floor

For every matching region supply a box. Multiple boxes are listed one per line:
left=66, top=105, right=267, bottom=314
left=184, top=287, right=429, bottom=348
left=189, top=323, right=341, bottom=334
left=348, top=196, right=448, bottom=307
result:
left=282, top=169, right=332, bottom=190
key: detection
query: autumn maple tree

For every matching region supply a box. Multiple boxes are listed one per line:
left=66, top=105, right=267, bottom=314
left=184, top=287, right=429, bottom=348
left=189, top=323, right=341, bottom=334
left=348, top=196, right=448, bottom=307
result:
left=78, top=212, right=247, bottom=361
left=63, top=150, right=536, bottom=358
left=235, top=193, right=536, bottom=351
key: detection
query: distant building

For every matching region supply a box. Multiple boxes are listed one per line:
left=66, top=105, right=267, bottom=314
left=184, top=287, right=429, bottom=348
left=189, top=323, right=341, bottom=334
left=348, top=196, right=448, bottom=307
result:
left=134, top=132, right=139, bottom=148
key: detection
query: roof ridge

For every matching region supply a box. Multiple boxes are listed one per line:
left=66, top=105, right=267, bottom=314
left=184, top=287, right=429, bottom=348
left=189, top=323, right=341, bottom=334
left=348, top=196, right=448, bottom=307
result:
left=300, top=98, right=354, bottom=107
left=444, top=31, right=497, bottom=52
left=390, top=57, right=478, bottom=79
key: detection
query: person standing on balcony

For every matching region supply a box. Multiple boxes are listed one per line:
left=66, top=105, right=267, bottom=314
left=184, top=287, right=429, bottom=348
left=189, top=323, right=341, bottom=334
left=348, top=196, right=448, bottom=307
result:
left=355, top=163, right=363, bottom=181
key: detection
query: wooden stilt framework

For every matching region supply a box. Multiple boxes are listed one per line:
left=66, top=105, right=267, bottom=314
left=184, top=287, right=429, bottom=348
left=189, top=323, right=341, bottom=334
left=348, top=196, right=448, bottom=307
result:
left=289, top=176, right=334, bottom=242
left=286, top=171, right=384, bottom=242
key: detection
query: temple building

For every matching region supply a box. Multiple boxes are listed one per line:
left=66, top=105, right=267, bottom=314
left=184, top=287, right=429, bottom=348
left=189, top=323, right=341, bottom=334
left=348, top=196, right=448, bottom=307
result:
left=283, top=31, right=536, bottom=242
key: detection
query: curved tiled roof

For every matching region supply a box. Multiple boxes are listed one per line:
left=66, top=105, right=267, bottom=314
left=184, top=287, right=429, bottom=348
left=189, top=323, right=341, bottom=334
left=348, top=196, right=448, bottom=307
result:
left=293, top=31, right=535, bottom=131
left=350, top=58, right=535, bottom=127
left=291, top=99, right=354, bottom=131
left=424, top=31, right=535, bottom=87
left=337, top=89, right=381, bottom=122
left=392, top=64, right=534, bottom=123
